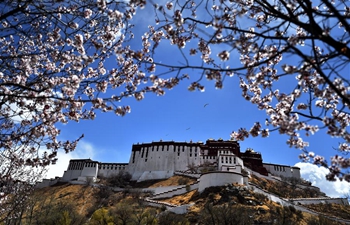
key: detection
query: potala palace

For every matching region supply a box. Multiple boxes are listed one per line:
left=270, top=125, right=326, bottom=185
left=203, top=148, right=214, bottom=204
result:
left=37, top=139, right=349, bottom=211
left=57, top=139, right=301, bottom=183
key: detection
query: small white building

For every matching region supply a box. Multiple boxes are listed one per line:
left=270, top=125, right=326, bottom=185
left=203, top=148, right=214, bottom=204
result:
left=217, top=150, right=243, bottom=173
left=61, top=159, right=98, bottom=182
left=263, top=163, right=301, bottom=179
left=61, top=159, right=128, bottom=182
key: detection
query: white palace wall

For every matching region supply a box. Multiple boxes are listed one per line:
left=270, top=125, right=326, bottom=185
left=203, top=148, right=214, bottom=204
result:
left=128, top=143, right=202, bottom=181
left=61, top=159, right=94, bottom=181
left=61, top=160, right=128, bottom=182
left=81, top=162, right=98, bottom=178
left=198, top=172, right=248, bottom=192
left=97, top=163, right=128, bottom=178
left=263, top=163, right=301, bottom=179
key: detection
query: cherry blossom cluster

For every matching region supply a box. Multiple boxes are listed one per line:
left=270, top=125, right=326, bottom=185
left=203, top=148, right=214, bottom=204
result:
left=140, top=0, right=350, bottom=182
left=0, top=0, right=179, bottom=219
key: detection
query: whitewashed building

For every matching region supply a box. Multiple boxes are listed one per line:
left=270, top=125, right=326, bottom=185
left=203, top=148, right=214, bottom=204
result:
left=263, top=163, right=301, bottom=179
left=60, top=139, right=300, bottom=182
left=61, top=159, right=127, bottom=182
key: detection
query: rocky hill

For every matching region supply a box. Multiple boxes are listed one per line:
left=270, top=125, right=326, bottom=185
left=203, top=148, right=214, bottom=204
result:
left=3, top=175, right=350, bottom=225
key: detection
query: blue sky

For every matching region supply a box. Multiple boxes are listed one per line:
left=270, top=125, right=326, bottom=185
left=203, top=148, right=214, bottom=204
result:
left=45, top=2, right=350, bottom=197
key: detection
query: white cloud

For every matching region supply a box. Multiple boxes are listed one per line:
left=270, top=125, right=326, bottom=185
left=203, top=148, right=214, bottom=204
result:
left=295, top=162, right=350, bottom=198
left=44, top=140, right=96, bottom=179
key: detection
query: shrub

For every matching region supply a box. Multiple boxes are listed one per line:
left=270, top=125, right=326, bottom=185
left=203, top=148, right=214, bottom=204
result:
left=106, top=170, right=132, bottom=187
left=178, top=177, right=189, bottom=185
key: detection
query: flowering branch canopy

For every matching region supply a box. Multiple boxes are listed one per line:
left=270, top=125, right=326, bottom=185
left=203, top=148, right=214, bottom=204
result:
left=131, top=0, right=350, bottom=182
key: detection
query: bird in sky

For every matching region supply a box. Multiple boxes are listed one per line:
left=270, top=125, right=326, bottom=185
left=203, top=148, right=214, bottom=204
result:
left=186, top=127, right=191, bottom=130
left=204, top=103, right=209, bottom=107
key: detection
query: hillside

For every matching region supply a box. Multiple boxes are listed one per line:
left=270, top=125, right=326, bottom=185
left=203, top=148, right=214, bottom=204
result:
left=3, top=175, right=350, bottom=225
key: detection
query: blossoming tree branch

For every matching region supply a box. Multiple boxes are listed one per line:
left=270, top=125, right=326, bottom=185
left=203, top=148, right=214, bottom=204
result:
left=134, top=0, right=350, bottom=182
left=0, top=0, right=170, bottom=220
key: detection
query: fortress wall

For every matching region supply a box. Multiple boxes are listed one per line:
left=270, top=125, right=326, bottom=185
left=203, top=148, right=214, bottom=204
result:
left=137, top=170, right=174, bottom=182
left=128, top=143, right=201, bottom=180
left=198, top=172, right=244, bottom=192
left=98, top=163, right=128, bottom=178
left=292, top=166, right=301, bottom=178
left=62, top=159, right=93, bottom=181
left=168, top=205, right=192, bottom=214
left=151, top=182, right=199, bottom=199
left=145, top=185, right=185, bottom=195
left=290, top=198, right=349, bottom=206
left=81, top=162, right=98, bottom=177
left=61, top=169, right=82, bottom=181
left=263, top=163, right=301, bottom=179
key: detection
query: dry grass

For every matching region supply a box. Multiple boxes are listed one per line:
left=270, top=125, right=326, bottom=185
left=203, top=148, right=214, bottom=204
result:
left=305, top=203, right=350, bottom=220
left=158, top=190, right=198, bottom=206
left=148, top=175, right=195, bottom=187
left=34, top=183, right=96, bottom=216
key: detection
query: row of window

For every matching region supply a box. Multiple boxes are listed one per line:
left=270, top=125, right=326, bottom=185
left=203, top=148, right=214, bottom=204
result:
left=220, top=156, right=236, bottom=164
left=140, top=145, right=199, bottom=154
left=274, top=165, right=286, bottom=172
left=68, top=162, right=129, bottom=170
left=140, top=146, right=200, bottom=159
left=85, top=163, right=97, bottom=167
left=68, top=162, right=85, bottom=170
left=99, top=165, right=126, bottom=170
left=219, top=150, right=235, bottom=154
